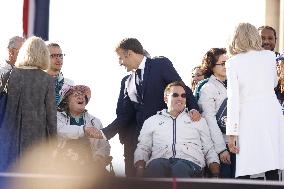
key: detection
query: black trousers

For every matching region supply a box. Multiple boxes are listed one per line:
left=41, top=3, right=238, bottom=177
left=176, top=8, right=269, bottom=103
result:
left=238, top=169, right=279, bottom=180
left=121, top=126, right=139, bottom=177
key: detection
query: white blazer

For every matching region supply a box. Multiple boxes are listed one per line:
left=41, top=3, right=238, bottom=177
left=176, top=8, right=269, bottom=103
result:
left=226, top=50, right=284, bottom=177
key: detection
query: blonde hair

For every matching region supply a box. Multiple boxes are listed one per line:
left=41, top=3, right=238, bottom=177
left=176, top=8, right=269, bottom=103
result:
left=228, top=23, right=262, bottom=56
left=16, top=36, right=50, bottom=70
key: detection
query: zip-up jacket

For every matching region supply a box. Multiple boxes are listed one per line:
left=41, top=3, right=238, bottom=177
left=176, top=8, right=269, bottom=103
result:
left=57, top=111, right=110, bottom=158
left=134, top=109, right=219, bottom=168
left=198, top=75, right=227, bottom=153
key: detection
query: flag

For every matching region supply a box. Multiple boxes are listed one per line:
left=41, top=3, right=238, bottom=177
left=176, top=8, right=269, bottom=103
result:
left=23, top=0, right=50, bottom=40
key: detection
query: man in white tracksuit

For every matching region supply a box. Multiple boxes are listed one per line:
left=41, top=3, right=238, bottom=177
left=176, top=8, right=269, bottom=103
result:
left=134, top=81, right=220, bottom=178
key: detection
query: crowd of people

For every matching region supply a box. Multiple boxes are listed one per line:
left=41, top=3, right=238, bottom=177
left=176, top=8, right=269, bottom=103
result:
left=0, top=22, right=283, bottom=181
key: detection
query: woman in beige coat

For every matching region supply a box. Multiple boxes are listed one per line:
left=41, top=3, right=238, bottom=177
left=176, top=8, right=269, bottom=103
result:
left=226, top=23, right=284, bottom=179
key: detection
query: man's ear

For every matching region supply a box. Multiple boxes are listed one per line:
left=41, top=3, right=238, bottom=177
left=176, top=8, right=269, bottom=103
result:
left=164, top=95, right=168, bottom=104
left=127, top=50, right=134, bottom=56
left=8, top=49, right=14, bottom=56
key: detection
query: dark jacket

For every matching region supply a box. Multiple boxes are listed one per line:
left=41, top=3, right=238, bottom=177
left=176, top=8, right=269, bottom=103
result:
left=102, top=57, right=199, bottom=140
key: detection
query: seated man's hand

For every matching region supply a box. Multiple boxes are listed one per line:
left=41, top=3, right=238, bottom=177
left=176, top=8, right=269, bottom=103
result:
left=188, top=109, right=201, bottom=122
left=209, top=162, right=220, bottom=178
left=135, top=160, right=146, bottom=177
left=84, top=127, right=103, bottom=139
left=219, top=150, right=231, bottom=164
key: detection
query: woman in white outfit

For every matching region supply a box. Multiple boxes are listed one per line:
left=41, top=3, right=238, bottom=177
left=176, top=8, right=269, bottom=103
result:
left=226, top=23, right=284, bottom=180
left=198, top=48, right=235, bottom=178
left=56, top=85, right=111, bottom=175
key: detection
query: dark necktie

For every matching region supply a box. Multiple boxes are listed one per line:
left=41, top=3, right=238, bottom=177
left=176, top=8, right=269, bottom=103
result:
left=135, top=69, right=143, bottom=103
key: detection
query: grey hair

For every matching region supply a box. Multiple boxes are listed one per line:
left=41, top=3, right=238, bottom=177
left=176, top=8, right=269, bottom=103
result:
left=7, top=36, right=25, bottom=49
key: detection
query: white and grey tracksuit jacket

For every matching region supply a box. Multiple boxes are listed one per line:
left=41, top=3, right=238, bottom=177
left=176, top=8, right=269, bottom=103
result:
left=134, top=109, right=219, bottom=168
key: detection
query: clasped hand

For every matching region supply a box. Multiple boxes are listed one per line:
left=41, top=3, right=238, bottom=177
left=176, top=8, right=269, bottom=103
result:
left=84, top=127, right=103, bottom=139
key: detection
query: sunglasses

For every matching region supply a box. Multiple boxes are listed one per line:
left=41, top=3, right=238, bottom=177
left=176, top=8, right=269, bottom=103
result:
left=50, top=53, right=65, bottom=59
left=168, top=93, right=186, bottom=98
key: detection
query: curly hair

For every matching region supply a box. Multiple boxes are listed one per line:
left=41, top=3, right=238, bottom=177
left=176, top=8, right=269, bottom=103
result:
left=201, top=48, right=227, bottom=78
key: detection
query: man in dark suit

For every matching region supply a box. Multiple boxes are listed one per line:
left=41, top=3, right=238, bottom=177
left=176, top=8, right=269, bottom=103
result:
left=94, top=38, right=200, bottom=176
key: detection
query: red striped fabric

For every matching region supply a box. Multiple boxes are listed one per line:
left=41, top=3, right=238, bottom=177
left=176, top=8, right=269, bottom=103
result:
left=22, top=0, right=29, bottom=38
left=22, top=0, right=50, bottom=40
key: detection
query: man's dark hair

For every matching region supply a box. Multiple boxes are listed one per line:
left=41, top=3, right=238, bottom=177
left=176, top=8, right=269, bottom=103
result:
left=258, top=25, right=277, bottom=40
left=116, top=38, right=144, bottom=55
left=164, top=81, right=186, bottom=95
left=201, top=48, right=227, bottom=78
left=46, top=42, right=61, bottom=48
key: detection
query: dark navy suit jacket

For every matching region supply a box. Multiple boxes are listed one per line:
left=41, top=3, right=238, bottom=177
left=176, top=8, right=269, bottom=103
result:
left=102, top=57, right=199, bottom=140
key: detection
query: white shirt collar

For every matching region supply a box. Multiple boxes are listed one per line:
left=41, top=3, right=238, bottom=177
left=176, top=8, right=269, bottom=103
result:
left=138, top=56, right=146, bottom=70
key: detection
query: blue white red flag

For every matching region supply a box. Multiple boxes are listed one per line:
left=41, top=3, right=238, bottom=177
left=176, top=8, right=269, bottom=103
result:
left=23, top=0, right=50, bottom=40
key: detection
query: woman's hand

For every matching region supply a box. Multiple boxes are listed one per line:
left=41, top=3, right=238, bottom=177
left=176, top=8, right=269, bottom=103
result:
left=228, top=135, right=239, bottom=154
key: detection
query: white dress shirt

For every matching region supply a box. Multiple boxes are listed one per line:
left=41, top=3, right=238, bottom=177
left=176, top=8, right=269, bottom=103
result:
left=125, top=56, right=146, bottom=103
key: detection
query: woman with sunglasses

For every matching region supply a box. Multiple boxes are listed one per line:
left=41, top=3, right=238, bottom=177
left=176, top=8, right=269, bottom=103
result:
left=198, top=48, right=234, bottom=178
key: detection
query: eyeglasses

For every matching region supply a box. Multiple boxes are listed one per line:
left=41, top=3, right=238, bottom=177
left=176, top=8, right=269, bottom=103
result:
left=215, top=62, right=226, bottom=67
left=50, top=53, right=65, bottom=59
left=72, top=91, right=85, bottom=98
left=168, top=93, right=186, bottom=98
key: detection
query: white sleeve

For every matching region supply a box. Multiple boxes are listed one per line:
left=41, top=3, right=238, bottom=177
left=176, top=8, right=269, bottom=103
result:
left=198, top=118, right=220, bottom=165
left=89, top=117, right=111, bottom=157
left=134, top=118, right=154, bottom=164
left=198, top=85, right=226, bottom=153
left=57, top=112, right=85, bottom=139
left=226, top=60, right=240, bottom=136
